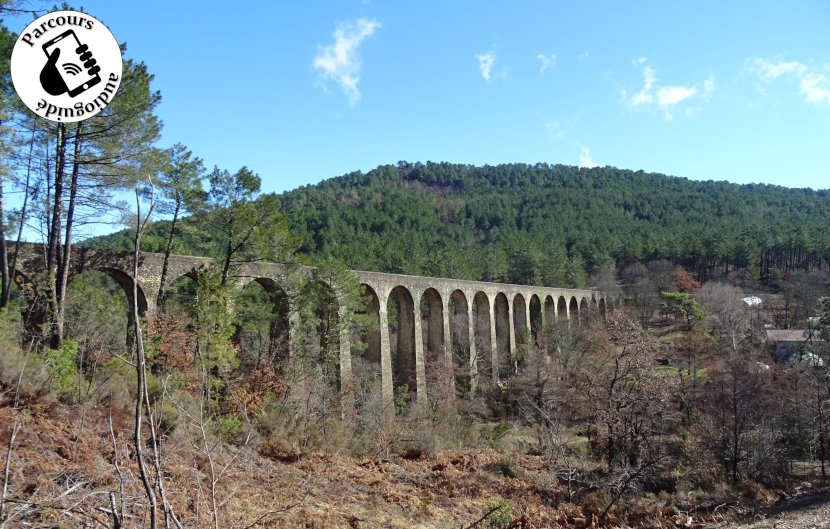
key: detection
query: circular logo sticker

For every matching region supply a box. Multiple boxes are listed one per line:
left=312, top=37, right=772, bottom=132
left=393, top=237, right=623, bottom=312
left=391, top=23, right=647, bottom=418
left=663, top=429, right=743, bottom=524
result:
left=10, top=11, right=122, bottom=123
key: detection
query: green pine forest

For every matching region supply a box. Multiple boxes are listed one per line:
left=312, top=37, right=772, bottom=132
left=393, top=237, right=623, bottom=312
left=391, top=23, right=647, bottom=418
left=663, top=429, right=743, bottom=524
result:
left=86, top=161, right=830, bottom=286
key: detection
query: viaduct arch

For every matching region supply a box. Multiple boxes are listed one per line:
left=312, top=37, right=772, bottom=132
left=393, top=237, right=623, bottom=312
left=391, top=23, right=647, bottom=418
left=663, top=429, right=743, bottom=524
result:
left=6, top=242, right=613, bottom=411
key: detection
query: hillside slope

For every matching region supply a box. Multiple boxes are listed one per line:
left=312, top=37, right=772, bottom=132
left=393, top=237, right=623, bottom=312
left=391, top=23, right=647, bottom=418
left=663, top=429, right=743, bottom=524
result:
left=84, top=162, right=830, bottom=287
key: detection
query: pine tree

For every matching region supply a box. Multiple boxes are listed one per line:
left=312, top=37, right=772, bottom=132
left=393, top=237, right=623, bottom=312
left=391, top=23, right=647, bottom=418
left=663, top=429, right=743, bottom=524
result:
left=155, top=143, right=204, bottom=307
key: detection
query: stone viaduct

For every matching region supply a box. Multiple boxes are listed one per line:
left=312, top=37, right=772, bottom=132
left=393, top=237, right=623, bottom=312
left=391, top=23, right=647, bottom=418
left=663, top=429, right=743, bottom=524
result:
left=6, top=242, right=611, bottom=408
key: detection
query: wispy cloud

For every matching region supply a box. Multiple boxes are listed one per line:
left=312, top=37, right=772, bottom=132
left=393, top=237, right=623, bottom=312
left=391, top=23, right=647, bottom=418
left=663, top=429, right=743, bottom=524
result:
left=751, top=59, right=807, bottom=80
left=475, top=45, right=508, bottom=81
left=801, top=72, right=830, bottom=105
left=313, top=18, right=380, bottom=105
left=622, top=61, right=715, bottom=120
left=545, top=120, right=564, bottom=140
left=630, top=66, right=657, bottom=107
left=580, top=146, right=598, bottom=168
left=475, top=47, right=497, bottom=81
left=749, top=58, right=830, bottom=106
left=537, top=54, right=556, bottom=73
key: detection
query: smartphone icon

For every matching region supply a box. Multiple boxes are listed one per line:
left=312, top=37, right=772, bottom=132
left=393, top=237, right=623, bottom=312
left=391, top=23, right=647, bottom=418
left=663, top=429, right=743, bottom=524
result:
left=42, top=29, right=101, bottom=97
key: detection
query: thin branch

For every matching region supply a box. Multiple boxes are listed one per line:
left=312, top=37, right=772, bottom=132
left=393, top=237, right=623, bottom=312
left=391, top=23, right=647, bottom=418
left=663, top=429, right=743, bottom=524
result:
left=1, top=498, right=110, bottom=528
left=0, top=417, right=21, bottom=522
left=238, top=481, right=312, bottom=529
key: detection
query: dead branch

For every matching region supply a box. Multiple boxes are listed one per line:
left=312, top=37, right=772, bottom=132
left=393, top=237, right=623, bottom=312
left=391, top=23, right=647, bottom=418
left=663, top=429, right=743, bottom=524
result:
left=0, top=416, right=21, bottom=524
left=2, top=498, right=110, bottom=528
left=238, top=480, right=313, bottom=529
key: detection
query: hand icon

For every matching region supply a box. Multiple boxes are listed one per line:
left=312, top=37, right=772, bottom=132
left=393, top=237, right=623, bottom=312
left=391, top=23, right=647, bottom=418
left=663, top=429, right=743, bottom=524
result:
left=40, top=47, right=68, bottom=96
left=39, top=41, right=101, bottom=97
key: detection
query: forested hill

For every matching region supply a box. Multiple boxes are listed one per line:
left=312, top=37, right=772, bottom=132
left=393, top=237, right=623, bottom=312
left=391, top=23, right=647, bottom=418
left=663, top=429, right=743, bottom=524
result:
left=85, top=162, right=830, bottom=288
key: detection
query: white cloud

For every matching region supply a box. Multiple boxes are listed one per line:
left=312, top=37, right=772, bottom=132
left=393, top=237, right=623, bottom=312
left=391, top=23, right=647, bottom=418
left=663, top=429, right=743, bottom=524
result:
left=545, top=120, right=564, bottom=139
left=656, top=85, right=697, bottom=111
left=630, top=66, right=656, bottom=107
left=580, top=146, right=598, bottom=168
left=750, top=58, right=830, bottom=106
left=751, top=58, right=807, bottom=80
left=624, top=62, right=714, bottom=120
left=702, top=74, right=716, bottom=99
left=476, top=47, right=497, bottom=81
left=537, top=54, right=556, bottom=73
left=801, top=73, right=830, bottom=105
left=313, top=18, right=380, bottom=105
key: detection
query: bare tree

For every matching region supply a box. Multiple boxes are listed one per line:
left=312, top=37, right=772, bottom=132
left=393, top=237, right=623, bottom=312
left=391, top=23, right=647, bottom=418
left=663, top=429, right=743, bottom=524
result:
left=587, top=263, right=623, bottom=299
left=698, top=354, right=780, bottom=485
left=620, top=264, right=660, bottom=329
left=695, top=282, right=750, bottom=355
left=129, top=178, right=179, bottom=529
left=569, top=312, right=675, bottom=472
left=784, top=272, right=829, bottom=327
left=647, top=259, right=676, bottom=294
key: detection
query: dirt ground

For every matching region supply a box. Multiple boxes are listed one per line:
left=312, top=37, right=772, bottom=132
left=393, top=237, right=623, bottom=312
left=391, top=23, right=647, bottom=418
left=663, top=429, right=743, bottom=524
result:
left=730, top=488, right=830, bottom=529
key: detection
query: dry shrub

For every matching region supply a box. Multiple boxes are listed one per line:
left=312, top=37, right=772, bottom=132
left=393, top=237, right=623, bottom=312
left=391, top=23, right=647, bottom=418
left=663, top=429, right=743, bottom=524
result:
left=0, top=342, right=49, bottom=404
left=580, top=489, right=612, bottom=518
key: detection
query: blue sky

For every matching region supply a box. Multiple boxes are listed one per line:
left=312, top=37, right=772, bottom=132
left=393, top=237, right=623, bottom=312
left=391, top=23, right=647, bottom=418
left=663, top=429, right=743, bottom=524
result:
left=8, top=0, right=830, bottom=193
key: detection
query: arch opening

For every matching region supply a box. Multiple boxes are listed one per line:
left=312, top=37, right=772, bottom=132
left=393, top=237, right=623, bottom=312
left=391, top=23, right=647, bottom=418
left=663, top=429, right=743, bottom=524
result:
left=599, top=298, right=607, bottom=320
left=235, top=278, right=290, bottom=370
left=569, top=297, right=579, bottom=325
left=513, top=294, right=528, bottom=345
left=580, top=297, right=589, bottom=325
left=388, top=286, right=417, bottom=402
left=473, top=291, right=492, bottom=381
left=163, top=273, right=200, bottom=318
left=529, top=294, right=542, bottom=344
left=544, top=295, right=555, bottom=327
left=358, top=285, right=381, bottom=364
left=419, top=288, right=445, bottom=399
left=557, top=296, right=567, bottom=321
left=64, top=270, right=131, bottom=373
left=591, top=297, right=600, bottom=323
left=420, top=288, right=444, bottom=356
left=158, top=274, right=203, bottom=365
left=449, top=290, right=470, bottom=391
left=494, top=293, right=511, bottom=380
left=352, top=284, right=382, bottom=399
left=292, top=279, right=344, bottom=385
left=98, top=267, right=148, bottom=318
left=311, top=280, right=340, bottom=372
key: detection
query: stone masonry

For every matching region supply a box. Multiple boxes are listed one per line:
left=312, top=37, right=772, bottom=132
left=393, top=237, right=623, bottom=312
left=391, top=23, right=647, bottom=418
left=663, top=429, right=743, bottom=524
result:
left=6, top=241, right=611, bottom=410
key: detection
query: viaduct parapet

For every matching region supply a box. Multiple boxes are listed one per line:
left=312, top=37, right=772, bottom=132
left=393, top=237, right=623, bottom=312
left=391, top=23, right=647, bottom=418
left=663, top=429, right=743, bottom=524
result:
left=6, top=242, right=611, bottom=408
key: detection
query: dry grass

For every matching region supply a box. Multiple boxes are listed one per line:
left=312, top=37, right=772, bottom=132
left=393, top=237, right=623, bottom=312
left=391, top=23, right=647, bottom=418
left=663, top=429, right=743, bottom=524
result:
left=0, top=396, right=563, bottom=527
left=0, top=392, right=814, bottom=528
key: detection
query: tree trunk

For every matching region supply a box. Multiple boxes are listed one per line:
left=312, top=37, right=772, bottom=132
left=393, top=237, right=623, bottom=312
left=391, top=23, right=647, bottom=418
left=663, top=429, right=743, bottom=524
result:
left=132, top=185, right=158, bottom=529
left=221, top=238, right=232, bottom=287
left=55, top=123, right=83, bottom=340
left=0, top=117, right=9, bottom=309
left=156, top=200, right=180, bottom=308
left=4, top=121, right=37, bottom=309
left=0, top=172, right=8, bottom=310
left=48, top=123, right=68, bottom=349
